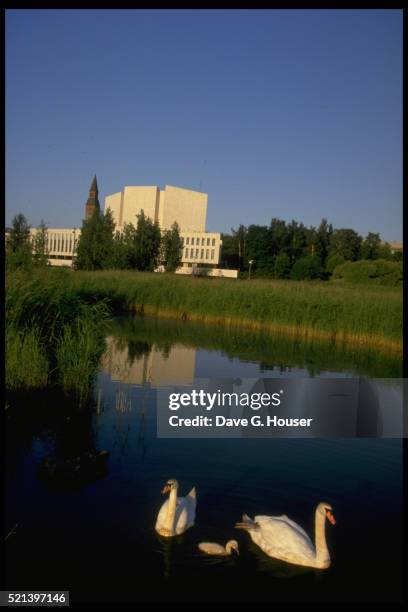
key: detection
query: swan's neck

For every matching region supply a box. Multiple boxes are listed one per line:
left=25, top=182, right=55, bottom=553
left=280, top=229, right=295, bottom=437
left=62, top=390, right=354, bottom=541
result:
left=315, top=510, right=330, bottom=567
left=164, top=487, right=178, bottom=534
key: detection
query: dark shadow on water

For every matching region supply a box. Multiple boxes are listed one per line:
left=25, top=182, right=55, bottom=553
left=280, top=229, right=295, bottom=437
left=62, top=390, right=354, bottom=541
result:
left=4, top=316, right=404, bottom=604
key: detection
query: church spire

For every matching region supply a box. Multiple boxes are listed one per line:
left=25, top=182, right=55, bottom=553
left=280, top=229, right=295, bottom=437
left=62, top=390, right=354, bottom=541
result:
left=90, top=174, right=98, bottom=193
left=85, top=174, right=100, bottom=219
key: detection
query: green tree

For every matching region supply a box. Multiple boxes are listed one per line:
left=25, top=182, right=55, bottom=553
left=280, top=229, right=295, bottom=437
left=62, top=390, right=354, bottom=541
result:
left=286, top=220, right=308, bottom=263
left=161, top=221, right=182, bottom=272
left=273, top=252, right=291, bottom=279
left=32, top=220, right=49, bottom=267
left=75, top=208, right=116, bottom=270
left=329, top=228, right=362, bottom=261
left=246, top=224, right=273, bottom=275
left=220, top=233, right=240, bottom=269
left=232, top=224, right=248, bottom=270
left=290, top=255, right=324, bottom=280
left=119, top=222, right=138, bottom=269
left=6, top=213, right=32, bottom=270
left=376, top=242, right=393, bottom=260
left=269, top=218, right=289, bottom=257
left=326, top=252, right=345, bottom=274
left=132, top=210, right=161, bottom=271
left=110, top=230, right=128, bottom=269
left=313, top=218, right=333, bottom=266
left=361, top=232, right=381, bottom=260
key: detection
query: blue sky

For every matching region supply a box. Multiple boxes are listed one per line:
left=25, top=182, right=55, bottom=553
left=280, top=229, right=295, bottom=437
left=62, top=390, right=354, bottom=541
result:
left=6, top=9, right=402, bottom=240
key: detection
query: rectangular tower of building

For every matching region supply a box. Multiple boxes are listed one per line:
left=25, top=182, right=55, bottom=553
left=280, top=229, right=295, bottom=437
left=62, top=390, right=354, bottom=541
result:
left=159, top=185, right=207, bottom=232
left=104, top=184, right=207, bottom=233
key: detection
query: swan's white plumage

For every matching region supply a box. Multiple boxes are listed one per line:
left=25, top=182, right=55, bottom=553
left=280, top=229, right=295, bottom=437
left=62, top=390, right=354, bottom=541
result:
left=249, top=515, right=316, bottom=564
left=155, top=486, right=196, bottom=536
left=238, top=503, right=334, bottom=569
left=198, top=540, right=239, bottom=556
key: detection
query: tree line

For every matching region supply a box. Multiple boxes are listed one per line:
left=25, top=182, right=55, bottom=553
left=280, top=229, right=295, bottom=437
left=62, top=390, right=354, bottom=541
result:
left=5, top=209, right=183, bottom=273
left=221, top=219, right=401, bottom=279
left=6, top=211, right=401, bottom=281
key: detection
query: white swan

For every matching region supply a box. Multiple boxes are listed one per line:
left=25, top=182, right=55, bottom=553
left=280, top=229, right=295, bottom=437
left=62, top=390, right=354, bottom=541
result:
left=235, top=502, right=336, bottom=569
left=155, top=479, right=196, bottom=537
left=198, top=540, right=239, bottom=556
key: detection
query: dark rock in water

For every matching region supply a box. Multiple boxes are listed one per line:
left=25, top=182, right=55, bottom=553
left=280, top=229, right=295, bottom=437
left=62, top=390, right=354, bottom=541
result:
left=38, top=450, right=109, bottom=490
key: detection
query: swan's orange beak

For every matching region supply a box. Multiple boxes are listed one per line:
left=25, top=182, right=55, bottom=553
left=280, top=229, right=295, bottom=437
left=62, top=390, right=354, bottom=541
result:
left=161, top=484, right=171, bottom=494
left=326, top=510, right=336, bottom=525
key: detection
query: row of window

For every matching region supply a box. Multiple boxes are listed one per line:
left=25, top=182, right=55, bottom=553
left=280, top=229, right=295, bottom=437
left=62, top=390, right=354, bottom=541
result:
left=183, top=236, right=216, bottom=247
left=184, top=248, right=215, bottom=260
left=44, top=235, right=76, bottom=254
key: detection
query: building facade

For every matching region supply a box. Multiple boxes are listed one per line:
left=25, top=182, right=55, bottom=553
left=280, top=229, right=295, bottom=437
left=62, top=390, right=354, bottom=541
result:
left=104, top=184, right=221, bottom=269
left=28, top=180, right=226, bottom=272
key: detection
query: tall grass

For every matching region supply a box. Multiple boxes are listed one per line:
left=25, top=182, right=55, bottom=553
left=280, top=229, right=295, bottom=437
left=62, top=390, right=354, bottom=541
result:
left=6, top=268, right=110, bottom=401
left=70, top=270, right=402, bottom=351
left=55, top=317, right=107, bottom=405
left=6, top=325, right=49, bottom=390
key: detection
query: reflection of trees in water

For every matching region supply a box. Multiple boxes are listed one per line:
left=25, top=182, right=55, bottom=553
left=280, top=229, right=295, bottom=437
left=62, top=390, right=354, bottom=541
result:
left=112, top=386, right=132, bottom=460
left=127, top=340, right=151, bottom=366
left=107, top=314, right=400, bottom=378
left=154, top=342, right=172, bottom=360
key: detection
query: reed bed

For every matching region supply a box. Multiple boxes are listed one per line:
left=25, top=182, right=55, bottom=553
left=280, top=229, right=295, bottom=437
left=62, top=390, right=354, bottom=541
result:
left=6, top=268, right=110, bottom=401
left=70, top=270, right=402, bottom=352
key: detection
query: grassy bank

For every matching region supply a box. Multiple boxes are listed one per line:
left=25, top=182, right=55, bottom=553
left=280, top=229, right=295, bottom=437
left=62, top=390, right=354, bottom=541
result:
left=70, top=270, right=402, bottom=353
left=6, top=268, right=110, bottom=402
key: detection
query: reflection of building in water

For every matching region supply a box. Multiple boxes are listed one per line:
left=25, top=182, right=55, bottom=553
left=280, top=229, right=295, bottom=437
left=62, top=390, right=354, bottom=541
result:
left=102, top=337, right=196, bottom=387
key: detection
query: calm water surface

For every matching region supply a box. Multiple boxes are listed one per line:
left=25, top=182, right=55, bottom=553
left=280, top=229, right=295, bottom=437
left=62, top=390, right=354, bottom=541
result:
left=5, top=316, right=403, bottom=603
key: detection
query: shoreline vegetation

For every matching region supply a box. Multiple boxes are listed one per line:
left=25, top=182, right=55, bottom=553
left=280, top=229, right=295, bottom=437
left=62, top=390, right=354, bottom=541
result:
left=72, top=270, right=402, bottom=351
left=6, top=269, right=110, bottom=402
left=6, top=268, right=402, bottom=398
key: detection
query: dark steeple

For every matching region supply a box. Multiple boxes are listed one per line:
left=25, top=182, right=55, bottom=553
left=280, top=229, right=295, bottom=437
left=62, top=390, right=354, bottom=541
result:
left=85, top=174, right=100, bottom=219
left=90, top=175, right=98, bottom=193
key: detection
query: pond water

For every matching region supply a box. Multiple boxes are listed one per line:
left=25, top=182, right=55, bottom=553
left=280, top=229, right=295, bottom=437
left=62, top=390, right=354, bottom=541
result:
left=5, top=316, right=403, bottom=603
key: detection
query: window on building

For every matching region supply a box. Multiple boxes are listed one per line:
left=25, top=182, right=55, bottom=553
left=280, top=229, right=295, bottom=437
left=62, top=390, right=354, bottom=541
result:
left=191, top=237, right=195, bottom=245
left=190, top=248, right=194, bottom=258
left=195, top=248, right=199, bottom=257
left=212, top=238, right=215, bottom=246
left=186, top=237, right=189, bottom=245
left=207, top=238, right=210, bottom=246
left=201, top=249, right=204, bottom=258
left=211, top=249, right=214, bottom=260
left=206, top=249, right=209, bottom=259
left=185, top=248, right=189, bottom=258
left=202, top=238, right=205, bottom=245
